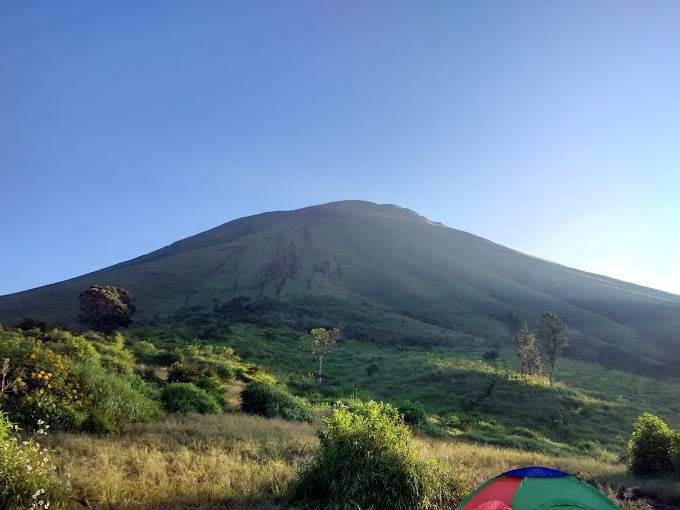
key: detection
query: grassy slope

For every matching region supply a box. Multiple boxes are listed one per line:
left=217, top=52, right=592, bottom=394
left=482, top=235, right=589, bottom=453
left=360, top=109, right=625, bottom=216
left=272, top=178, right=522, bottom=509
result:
left=130, top=320, right=680, bottom=456
left=1, top=200, right=679, bottom=376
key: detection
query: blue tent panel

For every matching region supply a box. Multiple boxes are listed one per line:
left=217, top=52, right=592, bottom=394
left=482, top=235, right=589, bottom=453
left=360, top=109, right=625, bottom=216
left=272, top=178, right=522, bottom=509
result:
left=501, top=466, right=570, bottom=478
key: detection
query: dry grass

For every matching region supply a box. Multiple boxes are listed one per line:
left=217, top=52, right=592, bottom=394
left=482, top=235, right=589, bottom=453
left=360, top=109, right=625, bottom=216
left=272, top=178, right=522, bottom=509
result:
left=45, top=410, right=680, bottom=509
left=48, top=412, right=317, bottom=509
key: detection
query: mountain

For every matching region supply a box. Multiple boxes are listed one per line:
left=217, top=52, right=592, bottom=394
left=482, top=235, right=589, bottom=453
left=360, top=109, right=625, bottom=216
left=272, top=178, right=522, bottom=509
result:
left=2, top=200, right=679, bottom=375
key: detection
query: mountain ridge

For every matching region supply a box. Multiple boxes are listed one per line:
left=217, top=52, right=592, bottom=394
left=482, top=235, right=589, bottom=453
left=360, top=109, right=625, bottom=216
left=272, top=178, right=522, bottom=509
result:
left=1, top=200, right=678, bottom=375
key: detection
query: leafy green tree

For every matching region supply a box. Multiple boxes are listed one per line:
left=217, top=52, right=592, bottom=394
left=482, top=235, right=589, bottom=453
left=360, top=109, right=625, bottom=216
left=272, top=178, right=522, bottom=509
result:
left=629, top=413, right=674, bottom=477
left=78, top=285, right=135, bottom=334
left=536, top=311, right=567, bottom=386
left=309, top=327, right=340, bottom=384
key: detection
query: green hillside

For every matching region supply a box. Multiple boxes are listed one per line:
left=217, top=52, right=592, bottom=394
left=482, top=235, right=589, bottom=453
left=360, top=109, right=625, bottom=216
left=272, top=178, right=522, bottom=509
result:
left=1, top=200, right=679, bottom=376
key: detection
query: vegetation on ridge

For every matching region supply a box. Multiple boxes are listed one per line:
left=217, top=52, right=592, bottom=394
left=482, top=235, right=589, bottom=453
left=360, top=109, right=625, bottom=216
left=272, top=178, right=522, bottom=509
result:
left=1, top=201, right=679, bottom=378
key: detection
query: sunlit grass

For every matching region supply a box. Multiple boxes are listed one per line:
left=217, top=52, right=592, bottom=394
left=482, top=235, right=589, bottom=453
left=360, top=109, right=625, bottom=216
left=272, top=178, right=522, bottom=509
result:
left=45, top=410, right=680, bottom=508
left=48, top=412, right=317, bottom=509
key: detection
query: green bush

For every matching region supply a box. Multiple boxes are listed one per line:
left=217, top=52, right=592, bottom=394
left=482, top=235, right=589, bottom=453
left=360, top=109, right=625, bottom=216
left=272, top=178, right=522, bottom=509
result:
left=292, top=400, right=467, bottom=509
left=670, top=430, right=680, bottom=475
left=0, top=412, right=70, bottom=509
left=132, top=340, right=158, bottom=364
left=194, top=375, right=227, bottom=394
left=79, top=409, right=122, bottom=435
left=629, top=413, right=674, bottom=477
left=398, top=400, right=428, bottom=427
left=72, top=362, right=163, bottom=431
left=161, top=383, right=221, bottom=414
left=48, top=332, right=101, bottom=364
left=93, top=343, right=135, bottom=375
left=240, top=381, right=313, bottom=422
left=212, top=363, right=236, bottom=383
left=167, top=362, right=200, bottom=383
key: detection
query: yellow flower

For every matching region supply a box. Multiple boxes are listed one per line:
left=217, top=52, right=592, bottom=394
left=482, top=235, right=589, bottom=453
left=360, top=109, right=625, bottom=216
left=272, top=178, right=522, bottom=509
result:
left=47, top=373, right=53, bottom=377
left=72, top=389, right=77, bottom=393
left=40, top=371, right=45, bottom=374
left=21, top=382, right=26, bottom=386
left=30, top=353, right=36, bottom=359
left=47, top=384, right=52, bottom=388
left=38, top=374, right=43, bottom=378
left=39, top=389, right=44, bottom=394
left=16, top=377, right=22, bottom=382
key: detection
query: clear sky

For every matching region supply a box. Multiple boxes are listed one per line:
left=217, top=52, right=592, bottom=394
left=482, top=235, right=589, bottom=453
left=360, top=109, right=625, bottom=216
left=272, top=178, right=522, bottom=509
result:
left=1, top=1, right=679, bottom=296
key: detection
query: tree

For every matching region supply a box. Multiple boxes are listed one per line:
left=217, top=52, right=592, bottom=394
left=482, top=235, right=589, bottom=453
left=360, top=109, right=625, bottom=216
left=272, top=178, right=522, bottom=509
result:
left=536, top=311, right=567, bottom=386
left=78, top=285, right=135, bottom=334
left=629, top=413, right=674, bottom=477
left=517, top=324, right=541, bottom=376
left=310, top=328, right=340, bottom=384
left=505, top=310, right=540, bottom=376
left=505, top=310, right=522, bottom=341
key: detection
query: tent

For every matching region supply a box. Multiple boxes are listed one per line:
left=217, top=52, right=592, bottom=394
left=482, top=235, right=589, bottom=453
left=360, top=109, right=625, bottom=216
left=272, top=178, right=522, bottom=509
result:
left=456, top=467, right=619, bottom=510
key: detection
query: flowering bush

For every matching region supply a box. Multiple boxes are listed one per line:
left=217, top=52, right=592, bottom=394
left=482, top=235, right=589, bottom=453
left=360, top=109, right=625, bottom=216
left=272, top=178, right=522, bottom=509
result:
left=2, top=335, right=81, bottom=428
left=1, top=326, right=163, bottom=433
left=0, top=411, right=70, bottom=509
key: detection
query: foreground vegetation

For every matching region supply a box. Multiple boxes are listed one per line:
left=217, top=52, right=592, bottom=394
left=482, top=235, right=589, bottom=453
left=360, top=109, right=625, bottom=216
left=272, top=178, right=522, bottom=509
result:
left=41, top=411, right=680, bottom=509
left=2, top=320, right=680, bottom=508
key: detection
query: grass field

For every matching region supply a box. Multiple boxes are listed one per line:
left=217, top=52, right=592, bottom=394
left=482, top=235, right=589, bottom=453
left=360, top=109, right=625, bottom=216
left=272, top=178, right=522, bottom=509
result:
left=46, top=408, right=680, bottom=509
left=153, top=320, right=680, bottom=455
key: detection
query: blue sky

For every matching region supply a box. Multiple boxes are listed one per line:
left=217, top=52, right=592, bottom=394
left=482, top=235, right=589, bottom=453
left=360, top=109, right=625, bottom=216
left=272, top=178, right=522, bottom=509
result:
left=1, top=1, right=679, bottom=295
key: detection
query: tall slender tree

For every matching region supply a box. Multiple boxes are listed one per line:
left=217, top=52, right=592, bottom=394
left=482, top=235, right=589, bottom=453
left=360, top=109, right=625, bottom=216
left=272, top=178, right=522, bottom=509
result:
left=537, top=311, right=567, bottom=386
left=310, top=328, right=340, bottom=384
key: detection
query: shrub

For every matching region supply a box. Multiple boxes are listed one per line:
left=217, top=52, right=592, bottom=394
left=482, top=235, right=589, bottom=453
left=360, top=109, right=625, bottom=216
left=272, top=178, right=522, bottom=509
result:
left=0, top=412, right=70, bottom=509
left=398, top=400, right=428, bottom=427
left=161, top=383, right=221, bottom=414
left=132, top=340, right=158, bottom=363
left=366, top=361, right=380, bottom=376
left=79, top=409, right=121, bottom=435
left=445, top=414, right=473, bottom=432
left=212, top=363, right=236, bottom=383
left=671, top=430, right=680, bottom=475
left=194, top=375, right=227, bottom=394
left=629, top=413, right=674, bottom=477
left=167, top=362, right=200, bottom=384
left=240, top=381, right=313, bottom=422
left=47, top=333, right=101, bottom=364
left=292, top=400, right=467, bottom=509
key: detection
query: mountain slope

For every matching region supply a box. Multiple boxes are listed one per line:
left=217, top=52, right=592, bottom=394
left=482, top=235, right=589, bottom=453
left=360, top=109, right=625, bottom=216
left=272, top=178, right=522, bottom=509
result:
left=2, top=200, right=679, bottom=373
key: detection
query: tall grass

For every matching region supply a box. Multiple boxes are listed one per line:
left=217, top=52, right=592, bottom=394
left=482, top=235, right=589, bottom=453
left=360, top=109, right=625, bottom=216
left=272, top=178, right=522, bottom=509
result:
left=44, top=411, right=680, bottom=508
left=47, top=413, right=317, bottom=509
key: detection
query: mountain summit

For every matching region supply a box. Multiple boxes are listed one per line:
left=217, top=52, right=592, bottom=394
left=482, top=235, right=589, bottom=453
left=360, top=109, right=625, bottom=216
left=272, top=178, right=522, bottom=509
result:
left=2, top=200, right=679, bottom=374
